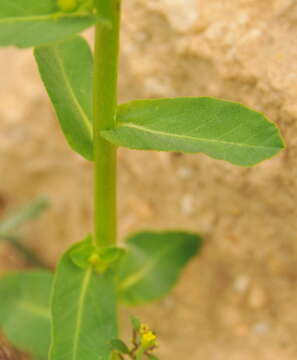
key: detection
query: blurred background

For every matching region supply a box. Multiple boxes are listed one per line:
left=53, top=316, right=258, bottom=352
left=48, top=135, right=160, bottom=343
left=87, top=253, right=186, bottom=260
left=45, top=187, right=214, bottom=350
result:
left=1, top=0, right=297, bottom=359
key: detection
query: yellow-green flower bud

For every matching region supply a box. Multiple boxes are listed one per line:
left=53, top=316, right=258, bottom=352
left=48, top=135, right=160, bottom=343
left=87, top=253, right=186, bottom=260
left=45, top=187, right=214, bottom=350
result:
left=57, top=0, right=77, bottom=12
left=139, top=324, right=150, bottom=335
left=88, top=253, right=100, bottom=265
left=140, top=330, right=157, bottom=349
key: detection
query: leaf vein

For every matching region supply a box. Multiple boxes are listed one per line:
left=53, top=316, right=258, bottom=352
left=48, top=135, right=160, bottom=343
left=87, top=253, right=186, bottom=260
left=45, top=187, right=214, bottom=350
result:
left=52, top=47, right=93, bottom=138
left=117, top=123, right=280, bottom=150
left=72, top=267, right=92, bottom=360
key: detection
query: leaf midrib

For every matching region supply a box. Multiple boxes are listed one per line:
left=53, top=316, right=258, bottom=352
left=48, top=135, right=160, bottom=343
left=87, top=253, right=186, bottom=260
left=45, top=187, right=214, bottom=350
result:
left=119, top=242, right=183, bottom=291
left=72, top=267, right=92, bottom=360
left=52, top=47, right=93, bottom=138
left=19, top=301, right=50, bottom=319
left=0, top=13, right=90, bottom=24
left=116, top=122, right=280, bottom=150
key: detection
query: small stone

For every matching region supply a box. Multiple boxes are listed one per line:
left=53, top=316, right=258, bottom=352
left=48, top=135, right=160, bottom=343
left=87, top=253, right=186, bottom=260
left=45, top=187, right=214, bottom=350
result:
left=180, top=194, right=194, bottom=215
left=253, top=322, right=269, bottom=335
left=233, top=275, right=250, bottom=293
left=248, top=286, right=268, bottom=309
left=235, top=324, right=249, bottom=337
left=128, top=197, right=154, bottom=219
left=146, top=0, right=199, bottom=33
left=178, top=167, right=192, bottom=179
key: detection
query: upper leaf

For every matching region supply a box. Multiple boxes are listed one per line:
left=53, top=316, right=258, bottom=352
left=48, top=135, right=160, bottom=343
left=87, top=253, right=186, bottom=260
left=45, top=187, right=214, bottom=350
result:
left=50, top=238, right=118, bottom=360
left=0, top=0, right=104, bottom=48
left=118, top=231, right=202, bottom=305
left=102, top=97, right=285, bottom=167
left=0, top=271, right=53, bottom=360
left=34, top=36, right=93, bottom=160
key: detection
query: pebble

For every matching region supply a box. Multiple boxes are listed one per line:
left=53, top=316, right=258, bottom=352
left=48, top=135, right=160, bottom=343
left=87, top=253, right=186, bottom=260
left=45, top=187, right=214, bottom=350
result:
left=146, top=0, right=199, bottom=33
left=233, top=275, right=250, bottom=293
left=248, top=286, right=268, bottom=309
left=180, top=194, right=194, bottom=215
left=178, top=167, right=192, bottom=179
left=253, top=322, right=269, bottom=335
left=235, top=324, right=249, bottom=337
left=128, top=197, right=153, bottom=219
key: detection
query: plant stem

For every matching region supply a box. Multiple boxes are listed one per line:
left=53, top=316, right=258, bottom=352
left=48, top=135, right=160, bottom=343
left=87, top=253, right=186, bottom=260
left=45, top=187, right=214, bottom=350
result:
left=135, top=348, right=144, bottom=360
left=93, top=0, right=121, bottom=248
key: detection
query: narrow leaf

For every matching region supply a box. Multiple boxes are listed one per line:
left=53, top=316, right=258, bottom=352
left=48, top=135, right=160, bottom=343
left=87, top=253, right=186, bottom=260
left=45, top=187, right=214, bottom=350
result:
left=118, top=231, right=202, bottom=305
left=0, top=0, right=104, bottom=48
left=130, top=316, right=141, bottom=331
left=0, top=197, right=49, bottom=234
left=50, top=238, right=118, bottom=360
left=0, top=235, right=48, bottom=268
left=34, top=36, right=93, bottom=160
left=147, top=355, right=160, bottom=360
left=110, top=339, right=130, bottom=354
left=0, top=271, right=53, bottom=360
left=102, top=97, right=285, bottom=166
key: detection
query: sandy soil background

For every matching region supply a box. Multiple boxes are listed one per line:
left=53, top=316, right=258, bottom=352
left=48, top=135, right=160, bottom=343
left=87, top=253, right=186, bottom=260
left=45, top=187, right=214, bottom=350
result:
left=1, top=0, right=297, bottom=359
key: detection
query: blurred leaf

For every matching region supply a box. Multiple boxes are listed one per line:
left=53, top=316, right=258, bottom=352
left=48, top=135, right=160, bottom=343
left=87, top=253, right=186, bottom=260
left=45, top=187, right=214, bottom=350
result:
left=110, top=339, right=130, bottom=354
left=34, top=36, right=93, bottom=160
left=0, top=0, right=105, bottom=48
left=0, top=197, right=49, bottom=267
left=50, top=238, right=118, bottom=360
left=3, top=236, right=48, bottom=268
left=102, top=97, right=285, bottom=167
left=130, top=315, right=141, bottom=331
left=0, top=271, right=53, bottom=360
left=147, top=355, right=160, bottom=360
left=118, top=231, right=202, bottom=305
left=0, top=197, right=49, bottom=235
left=69, top=235, right=94, bottom=269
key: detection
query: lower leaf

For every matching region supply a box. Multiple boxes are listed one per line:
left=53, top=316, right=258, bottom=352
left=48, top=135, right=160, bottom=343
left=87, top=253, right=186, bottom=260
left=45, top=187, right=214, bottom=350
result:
left=50, top=238, right=118, bottom=360
left=0, top=271, right=53, bottom=360
left=118, top=231, right=203, bottom=305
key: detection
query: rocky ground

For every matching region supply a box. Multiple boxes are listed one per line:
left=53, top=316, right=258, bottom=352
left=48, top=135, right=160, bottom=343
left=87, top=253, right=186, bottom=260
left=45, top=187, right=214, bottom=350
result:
left=1, top=0, right=297, bottom=359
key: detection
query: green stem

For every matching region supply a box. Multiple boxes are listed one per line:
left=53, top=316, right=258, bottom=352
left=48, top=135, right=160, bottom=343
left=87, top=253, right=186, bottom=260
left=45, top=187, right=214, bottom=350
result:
left=135, top=348, right=144, bottom=360
left=93, top=0, right=121, bottom=248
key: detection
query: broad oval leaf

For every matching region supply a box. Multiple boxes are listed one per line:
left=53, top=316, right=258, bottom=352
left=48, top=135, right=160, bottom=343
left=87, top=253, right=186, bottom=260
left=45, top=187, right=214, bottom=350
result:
left=102, top=97, right=285, bottom=166
left=0, top=271, right=53, bottom=360
left=0, top=0, right=104, bottom=48
left=34, top=36, right=93, bottom=160
left=118, top=231, right=202, bottom=306
left=50, top=238, right=118, bottom=360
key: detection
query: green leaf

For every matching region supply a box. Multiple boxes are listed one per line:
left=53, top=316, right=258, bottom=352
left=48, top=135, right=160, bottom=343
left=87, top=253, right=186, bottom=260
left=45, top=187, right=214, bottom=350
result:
left=69, top=235, right=95, bottom=269
left=118, top=231, right=202, bottom=305
left=110, top=339, right=130, bottom=354
left=0, top=196, right=49, bottom=235
left=34, top=36, right=93, bottom=160
left=50, top=239, right=118, bottom=360
left=0, top=271, right=53, bottom=360
left=130, top=315, right=141, bottom=331
left=147, top=355, right=160, bottom=360
left=0, top=0, right=105, bottom=48
left=102, top=97, right=285, bottom=167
